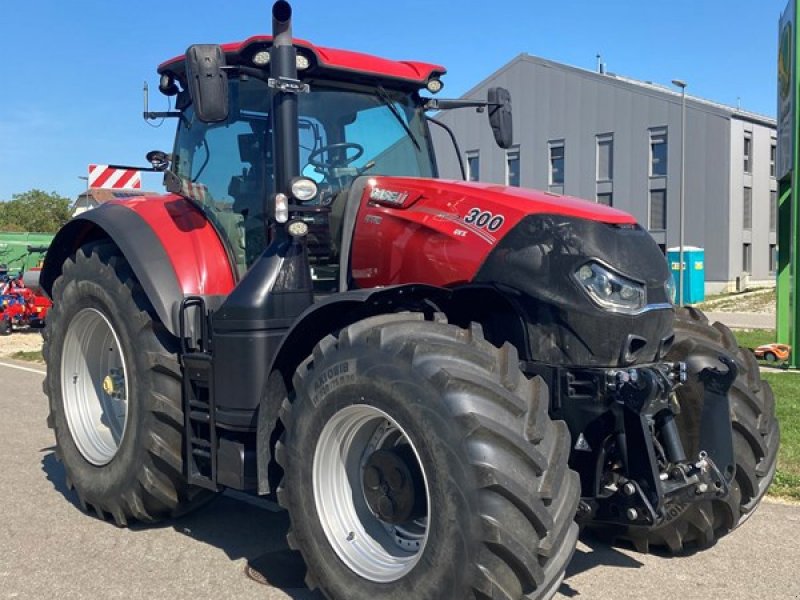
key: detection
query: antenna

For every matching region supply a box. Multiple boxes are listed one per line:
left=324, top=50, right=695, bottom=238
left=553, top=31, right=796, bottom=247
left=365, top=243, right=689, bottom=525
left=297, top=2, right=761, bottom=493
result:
left=143, top=81, right=150, bottom=121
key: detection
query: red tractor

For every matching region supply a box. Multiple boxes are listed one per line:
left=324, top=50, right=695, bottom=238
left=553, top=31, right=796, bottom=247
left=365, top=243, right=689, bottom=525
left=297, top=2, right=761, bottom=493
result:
left=40, top=3, right=778, bottom=598
left=0, top=268, right=52, bottom=334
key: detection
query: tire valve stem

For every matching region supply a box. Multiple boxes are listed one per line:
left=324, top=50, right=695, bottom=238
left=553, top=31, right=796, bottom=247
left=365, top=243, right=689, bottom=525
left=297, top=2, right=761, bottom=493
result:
left=347, top=531, right=355, bottom=542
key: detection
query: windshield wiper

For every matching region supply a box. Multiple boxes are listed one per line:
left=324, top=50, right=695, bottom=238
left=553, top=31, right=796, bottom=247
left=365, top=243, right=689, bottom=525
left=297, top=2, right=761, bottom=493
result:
left=375, top=85, right=421, bottom=152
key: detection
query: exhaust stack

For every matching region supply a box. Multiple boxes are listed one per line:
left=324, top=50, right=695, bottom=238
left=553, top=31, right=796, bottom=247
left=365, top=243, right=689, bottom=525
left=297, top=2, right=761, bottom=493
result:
left=271, top=0, right=300, bottom=198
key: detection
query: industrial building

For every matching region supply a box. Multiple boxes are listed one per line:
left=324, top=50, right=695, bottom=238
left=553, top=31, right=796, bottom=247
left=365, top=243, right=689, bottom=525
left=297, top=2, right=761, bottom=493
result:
left=432, top=54, right=778, bottom=294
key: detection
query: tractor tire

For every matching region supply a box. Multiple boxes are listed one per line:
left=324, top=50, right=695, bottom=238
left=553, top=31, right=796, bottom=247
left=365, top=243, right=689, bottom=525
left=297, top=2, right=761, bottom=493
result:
left=603, top=306, right=779, bottom=554
left=0, top=318, right=10, bottom=336
left=276, top=313, right=580, bottom=600
left=43, top=242, right=213, bottom=526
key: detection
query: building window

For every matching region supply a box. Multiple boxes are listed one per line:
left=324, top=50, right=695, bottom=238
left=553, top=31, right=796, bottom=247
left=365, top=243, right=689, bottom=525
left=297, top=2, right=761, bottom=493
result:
left=506, top=149, right=520, bottom=187
left=744, top=132, right=752, bottom=174
left=649, top=189, right=667, bottom=230
left=743, top=186, right=752, bottom=230
left=549, top=141, right=565, bottom=185
left=597, top=192, right=613, bottom=206
left=770, top=244, right=778, bottom=274
left=770, top=190, right=778, bottom=232
left=771, top=140, right=777, bottom=178
left=597, top=134, right=614, bottom=181
left=743, top=243, right=752, bottom=274
left=650, top=129, right=668, bottom=177
left=466, top=151, right=479, bottom=182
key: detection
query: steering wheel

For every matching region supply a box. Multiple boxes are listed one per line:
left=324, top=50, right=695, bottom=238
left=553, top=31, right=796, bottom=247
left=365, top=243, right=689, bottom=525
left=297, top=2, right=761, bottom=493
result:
left=308, top=142, right=365, bottom=169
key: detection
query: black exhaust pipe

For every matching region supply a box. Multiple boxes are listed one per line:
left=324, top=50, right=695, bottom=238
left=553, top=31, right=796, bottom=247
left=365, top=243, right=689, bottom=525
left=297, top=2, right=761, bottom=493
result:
left=271, top=0, right=300, bottom=198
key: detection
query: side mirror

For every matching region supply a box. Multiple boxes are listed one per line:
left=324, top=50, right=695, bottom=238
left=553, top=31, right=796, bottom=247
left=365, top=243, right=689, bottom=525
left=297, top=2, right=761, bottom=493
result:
left=487, top=87, right=513, bottom=149
left=185, top=44, right=229, bottom=123
left=146, top=150, right=171, bottom=172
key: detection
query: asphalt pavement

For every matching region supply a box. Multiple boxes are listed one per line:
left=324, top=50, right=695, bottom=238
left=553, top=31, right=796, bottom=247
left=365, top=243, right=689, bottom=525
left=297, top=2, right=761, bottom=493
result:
left=1, top=358, right=799, bottom=600
left=705, top=311, right=776, bottom=330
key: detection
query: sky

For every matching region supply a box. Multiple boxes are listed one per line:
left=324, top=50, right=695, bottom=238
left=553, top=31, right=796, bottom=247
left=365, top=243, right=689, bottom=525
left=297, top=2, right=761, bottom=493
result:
left=0, top=0, right=790, bottom=201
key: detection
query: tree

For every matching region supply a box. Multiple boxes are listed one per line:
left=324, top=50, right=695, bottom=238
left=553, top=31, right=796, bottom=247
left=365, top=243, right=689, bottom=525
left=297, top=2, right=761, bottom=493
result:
left=0, top=189, right=71, bottom=233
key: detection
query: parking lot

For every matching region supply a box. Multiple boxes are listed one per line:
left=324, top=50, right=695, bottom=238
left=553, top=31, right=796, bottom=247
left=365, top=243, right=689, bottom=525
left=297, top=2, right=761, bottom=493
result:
left=2, top=358, right=799, bottom=600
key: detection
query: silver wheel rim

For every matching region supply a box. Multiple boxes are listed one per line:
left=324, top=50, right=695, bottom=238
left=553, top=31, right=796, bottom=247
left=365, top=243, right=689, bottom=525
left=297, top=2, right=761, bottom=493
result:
left=313, top=405, right=431, bottom=582
left=61, top=308, right=129, bottom=466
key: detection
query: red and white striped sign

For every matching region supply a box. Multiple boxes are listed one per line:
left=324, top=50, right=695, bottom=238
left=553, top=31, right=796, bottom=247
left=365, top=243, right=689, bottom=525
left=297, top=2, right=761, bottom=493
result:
left=88, top=164, right=142, bottom=190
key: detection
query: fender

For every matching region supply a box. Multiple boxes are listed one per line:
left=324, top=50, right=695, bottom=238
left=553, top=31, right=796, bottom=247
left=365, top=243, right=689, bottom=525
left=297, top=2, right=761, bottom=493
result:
left=255, top=282, right=531, bottom=493
left=41, top=195, right=236, bottom=336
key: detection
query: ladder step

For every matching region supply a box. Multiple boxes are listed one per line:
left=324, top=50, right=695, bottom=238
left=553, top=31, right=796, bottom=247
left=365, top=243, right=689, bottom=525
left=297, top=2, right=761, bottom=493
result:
left=189, top=410, right=210, bottom=423
left=191, top=438, right=212, bottom=449
left=192, top=448, right=212, bottom=460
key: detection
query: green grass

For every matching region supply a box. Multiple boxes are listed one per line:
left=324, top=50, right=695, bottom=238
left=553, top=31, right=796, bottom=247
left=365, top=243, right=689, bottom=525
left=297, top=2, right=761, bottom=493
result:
left=11, top=349, right=43, bottom=363
left=761, top=372, right=800, bottom=501
left=728, top=329, right=797, bottom=501
left=733, top=328, right=778, bottom=351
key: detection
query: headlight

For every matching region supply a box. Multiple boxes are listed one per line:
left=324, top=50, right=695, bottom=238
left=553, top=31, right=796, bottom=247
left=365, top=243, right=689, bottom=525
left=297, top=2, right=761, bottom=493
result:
left=574, top=262, right=646, bottom=313
left=290, top=177, right=318, bottom=202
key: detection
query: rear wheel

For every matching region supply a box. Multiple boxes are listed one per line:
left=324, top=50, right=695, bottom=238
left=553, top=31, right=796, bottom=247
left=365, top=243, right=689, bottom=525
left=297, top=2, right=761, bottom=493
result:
left=764, top=351, right=777, bottom=363
left=277, top=313, right=580, bottom=600
left=601, top=307, right=779, bottom=553
left=44, top=242, right=213, bottom=525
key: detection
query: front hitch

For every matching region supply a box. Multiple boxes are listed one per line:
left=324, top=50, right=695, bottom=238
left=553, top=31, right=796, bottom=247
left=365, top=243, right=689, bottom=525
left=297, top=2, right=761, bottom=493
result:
left=574, top=354, right=738, bottom=528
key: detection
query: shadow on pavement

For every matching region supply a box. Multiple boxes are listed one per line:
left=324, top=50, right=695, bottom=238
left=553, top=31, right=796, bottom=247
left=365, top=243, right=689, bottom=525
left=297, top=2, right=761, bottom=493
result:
left=43, top=449, right=653, bottom=599
left=41, top=449, right=321, bottom=599
left=559, top=534, right=644, bottom=597
left=41, top=448, right=82, bottom=511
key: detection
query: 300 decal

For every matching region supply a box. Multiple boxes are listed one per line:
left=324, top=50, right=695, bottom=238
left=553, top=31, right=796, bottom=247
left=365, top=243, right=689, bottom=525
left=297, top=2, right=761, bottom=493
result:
left=464, top=208, right=505, bottom=232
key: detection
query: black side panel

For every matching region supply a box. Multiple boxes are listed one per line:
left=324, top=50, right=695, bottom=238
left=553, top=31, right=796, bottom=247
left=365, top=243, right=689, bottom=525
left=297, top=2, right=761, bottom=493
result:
left=338, top=177, right=370, bottom=291
left=211, top=237, right=314, bottom=427
left=41, top=205, right=184, bottom=335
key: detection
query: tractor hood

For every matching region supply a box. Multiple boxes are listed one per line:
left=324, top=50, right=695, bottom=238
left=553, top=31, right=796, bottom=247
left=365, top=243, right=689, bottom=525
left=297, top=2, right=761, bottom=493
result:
left=350, top=175, right=641, bottom=291
left=349, top=176, right=674, bottom=367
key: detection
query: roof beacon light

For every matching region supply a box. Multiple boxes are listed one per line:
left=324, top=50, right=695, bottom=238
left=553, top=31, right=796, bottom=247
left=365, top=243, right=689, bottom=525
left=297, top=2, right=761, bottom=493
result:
left=253, top=50, right=271, bottom=66
left=426, top=78, right=443, bottom=94
left=275, top=193, right=290, bottom=223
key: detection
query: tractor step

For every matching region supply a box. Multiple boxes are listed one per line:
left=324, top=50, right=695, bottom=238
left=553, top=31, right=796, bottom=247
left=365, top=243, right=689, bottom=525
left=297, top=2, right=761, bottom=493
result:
left=182, top=352, right=219, bottom=491
left=179, top=296, right=219, bottom=491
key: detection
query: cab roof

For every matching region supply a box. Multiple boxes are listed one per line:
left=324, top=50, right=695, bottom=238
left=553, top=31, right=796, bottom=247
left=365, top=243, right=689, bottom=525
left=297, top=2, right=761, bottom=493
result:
left=158, top=35, right=446, bottom=88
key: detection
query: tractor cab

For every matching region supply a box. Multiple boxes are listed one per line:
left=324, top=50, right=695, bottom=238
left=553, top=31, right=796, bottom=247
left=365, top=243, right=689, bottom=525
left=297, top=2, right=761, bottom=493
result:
left=156, top=36, right=446, bottom=284
left=166, top=73, right=436, bottom=283
left=155, top=28, right=510, bottom=289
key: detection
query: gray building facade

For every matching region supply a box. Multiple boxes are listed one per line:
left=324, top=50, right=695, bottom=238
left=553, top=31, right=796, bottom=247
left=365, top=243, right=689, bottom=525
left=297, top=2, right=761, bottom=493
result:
left=432, top=54, right=777, bottom=293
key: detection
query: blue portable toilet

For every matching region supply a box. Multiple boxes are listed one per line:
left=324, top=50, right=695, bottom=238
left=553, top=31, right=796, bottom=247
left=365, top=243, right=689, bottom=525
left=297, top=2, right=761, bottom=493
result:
left=667, top=247, right=705, bottom=304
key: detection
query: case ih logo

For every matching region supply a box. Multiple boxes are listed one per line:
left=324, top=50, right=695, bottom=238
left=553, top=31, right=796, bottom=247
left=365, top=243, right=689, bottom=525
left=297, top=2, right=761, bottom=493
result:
left=369, top=186, right=409, bottom=206
left=88, top=164, right=142, bottom=190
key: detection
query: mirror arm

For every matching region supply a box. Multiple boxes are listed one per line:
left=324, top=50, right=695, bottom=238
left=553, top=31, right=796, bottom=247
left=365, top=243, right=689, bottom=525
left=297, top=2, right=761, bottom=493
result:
left=424, top=98, right=502, bottom=111
left=144, top=111, right=182, bottom=120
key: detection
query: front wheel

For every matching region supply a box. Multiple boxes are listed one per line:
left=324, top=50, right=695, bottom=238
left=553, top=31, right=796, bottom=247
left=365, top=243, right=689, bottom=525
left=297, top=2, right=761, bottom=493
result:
left=276, top=314, right=580, bottom=600
left=44, top=242, right=213, bottom=525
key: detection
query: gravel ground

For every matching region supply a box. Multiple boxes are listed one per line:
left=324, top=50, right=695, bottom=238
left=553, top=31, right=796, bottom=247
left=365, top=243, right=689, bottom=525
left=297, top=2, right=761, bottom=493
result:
left=0, top=328, right=44, bottom=359
left=695, top=287, right=776, bottom=314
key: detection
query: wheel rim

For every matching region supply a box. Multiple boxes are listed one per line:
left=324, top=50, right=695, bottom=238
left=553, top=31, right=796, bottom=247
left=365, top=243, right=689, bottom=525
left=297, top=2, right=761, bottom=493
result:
left=61, top=308, right=129, bottom=466
left=312, top=405, right=431, bottom=583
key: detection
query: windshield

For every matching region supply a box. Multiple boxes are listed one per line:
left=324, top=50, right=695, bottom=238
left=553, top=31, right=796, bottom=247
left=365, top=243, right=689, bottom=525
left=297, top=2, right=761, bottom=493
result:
left=172, top=77, right=435, bottom=273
